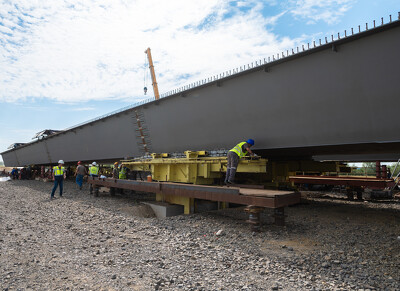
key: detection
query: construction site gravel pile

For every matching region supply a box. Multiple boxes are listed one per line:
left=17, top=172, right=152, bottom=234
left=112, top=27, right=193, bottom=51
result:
left=1, top=180, right=399, bottom=290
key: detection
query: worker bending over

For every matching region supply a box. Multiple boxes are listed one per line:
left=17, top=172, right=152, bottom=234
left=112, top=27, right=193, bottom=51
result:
left=89, top=162, right=99, bottom=194
left=51, top=160, right=66, bottom=199
left=225, top=139, right=255, bottom=184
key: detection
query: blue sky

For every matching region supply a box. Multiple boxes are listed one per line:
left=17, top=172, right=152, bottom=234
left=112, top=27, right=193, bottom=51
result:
left=0, top=0, right=399, bottom=162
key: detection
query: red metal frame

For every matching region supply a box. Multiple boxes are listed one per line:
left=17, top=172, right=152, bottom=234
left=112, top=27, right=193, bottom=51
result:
left=289, top=175, right=394, bottom=188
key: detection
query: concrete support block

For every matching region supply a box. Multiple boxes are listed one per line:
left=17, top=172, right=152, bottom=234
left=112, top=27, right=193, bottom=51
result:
left=143, top=201, right=184, bottom=219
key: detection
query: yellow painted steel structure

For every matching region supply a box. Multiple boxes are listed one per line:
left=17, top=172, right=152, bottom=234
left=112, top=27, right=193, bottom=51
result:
left=122, top=150, right=267, bottom=185
left=156, top=193, right=195, bottom=214
left=121, top=150, right=267, bottom=214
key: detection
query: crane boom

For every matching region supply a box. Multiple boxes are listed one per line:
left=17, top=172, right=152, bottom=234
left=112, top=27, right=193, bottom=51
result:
left=144, top=48, right=160, bottom=100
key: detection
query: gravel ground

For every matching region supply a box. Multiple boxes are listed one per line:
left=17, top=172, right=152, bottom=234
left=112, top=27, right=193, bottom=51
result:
left=0, top=180, right=399, bottom=291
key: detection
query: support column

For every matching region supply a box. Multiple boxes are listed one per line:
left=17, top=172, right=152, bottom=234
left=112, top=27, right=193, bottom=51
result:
left=346, top=187, right=354, bottom=200
left=355, top=187, right=363, bottom=200
left=382, top=165, right=387, bottom=179
left=157, top=193, right=194, bottom=214
left=376, top=161, right=381, bottom=178
left=245, top=206, right=264, bottom=231
left=273, top=207, right=286, bottom=226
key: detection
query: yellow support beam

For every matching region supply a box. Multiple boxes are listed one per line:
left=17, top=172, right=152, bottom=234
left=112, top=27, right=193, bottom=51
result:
left=156, top=193, right=194, bottom=214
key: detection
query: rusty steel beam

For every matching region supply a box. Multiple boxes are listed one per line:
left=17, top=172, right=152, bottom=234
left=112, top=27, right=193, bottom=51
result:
left=88, top=177, right=300, bottom=209
left=289, top=175, right=394, bottom=188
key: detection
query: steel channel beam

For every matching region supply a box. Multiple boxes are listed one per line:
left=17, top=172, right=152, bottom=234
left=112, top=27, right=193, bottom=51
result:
left=274, top=194, right=302, bottom=209
left=88, top=178, right=300, bottom=208
left=289, top=175, right=394, bottom=188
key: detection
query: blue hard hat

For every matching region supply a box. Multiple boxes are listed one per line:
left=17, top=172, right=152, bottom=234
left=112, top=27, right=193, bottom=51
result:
left=246, top=139, right=255, bottom=146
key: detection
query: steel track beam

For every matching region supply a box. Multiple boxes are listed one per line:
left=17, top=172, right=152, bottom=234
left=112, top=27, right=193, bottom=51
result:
left=289, top=175, right=394, bottom=188
left=88, top=177, right=301, bottom=209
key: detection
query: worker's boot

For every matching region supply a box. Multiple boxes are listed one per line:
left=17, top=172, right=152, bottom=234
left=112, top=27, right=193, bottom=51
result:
left=228, top=168, right=237, bottom=184
left=224, top=169, right=231, bottom=184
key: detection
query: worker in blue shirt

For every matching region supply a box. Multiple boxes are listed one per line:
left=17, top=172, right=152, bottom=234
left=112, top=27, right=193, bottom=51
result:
left=11, top=168, right=18, bottom=180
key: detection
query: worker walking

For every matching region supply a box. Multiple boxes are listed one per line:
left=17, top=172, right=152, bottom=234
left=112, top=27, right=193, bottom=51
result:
left=74, top=161, right=87, bottom=190
left=225, top=139, right=255, bottom=184
left=89, top=162, right=99, bottom=194
left=51, top=160, right=66, bottom=199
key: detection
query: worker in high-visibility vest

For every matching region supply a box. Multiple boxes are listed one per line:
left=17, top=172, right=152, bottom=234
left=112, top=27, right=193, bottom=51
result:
left=51, top=160, right=66, bottom=199
left=119, top=166, right=127, bottom=179
left=89, top=162, right=100, bottom=194
left=112, top=162, right=119, bottom=179
left=225, top=139, right=255, bottom=184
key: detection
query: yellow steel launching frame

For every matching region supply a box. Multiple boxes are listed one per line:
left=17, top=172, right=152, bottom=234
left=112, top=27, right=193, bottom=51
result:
left=121, top=150, right=267, bottom=214
left=122, top=150, right=267, bottom=185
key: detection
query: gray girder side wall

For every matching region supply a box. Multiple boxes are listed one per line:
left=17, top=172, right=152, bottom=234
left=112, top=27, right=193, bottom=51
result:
left=2, top=151, right=19, bottom=167
left=3, top=112, right=140, bottom=166
left=2, top=24, right=400, bottom=167
left=45, top=112, right=140, bottom=163
left=17, top=142, right=50, bottom=165
left=2, top=141, right=49, bottom=167
left=141, top=25, right=400, bottom=153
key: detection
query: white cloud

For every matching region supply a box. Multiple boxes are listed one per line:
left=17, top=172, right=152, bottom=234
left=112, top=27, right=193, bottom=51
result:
left=68, top=107, right=96, bottom=112
left=0, top=0, right=305, bottom=104
left=289, top=0, right=356, bottom=24
left=0, top=127, right=38, bottom=157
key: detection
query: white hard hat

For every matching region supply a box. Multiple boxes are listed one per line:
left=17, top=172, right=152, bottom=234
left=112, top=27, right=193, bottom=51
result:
left=58, top=160, right=64, bottom=164
left=92, top=162, right=97, bottom=166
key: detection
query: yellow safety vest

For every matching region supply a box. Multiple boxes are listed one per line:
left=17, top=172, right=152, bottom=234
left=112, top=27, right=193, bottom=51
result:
left=53, top=166, right=64, bottom=176
left=229, top=142, right=248, bottom=158
left=119, top=167, right=127, bottom=179
left=89, top=166, right=99, bottom=175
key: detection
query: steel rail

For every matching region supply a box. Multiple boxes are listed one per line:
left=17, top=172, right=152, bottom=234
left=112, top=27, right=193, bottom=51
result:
left=289, top=175, right=395, bottom=188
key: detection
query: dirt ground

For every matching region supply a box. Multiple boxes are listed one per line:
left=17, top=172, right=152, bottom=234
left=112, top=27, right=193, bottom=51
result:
left=0, top=180, right=399, bottom=290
